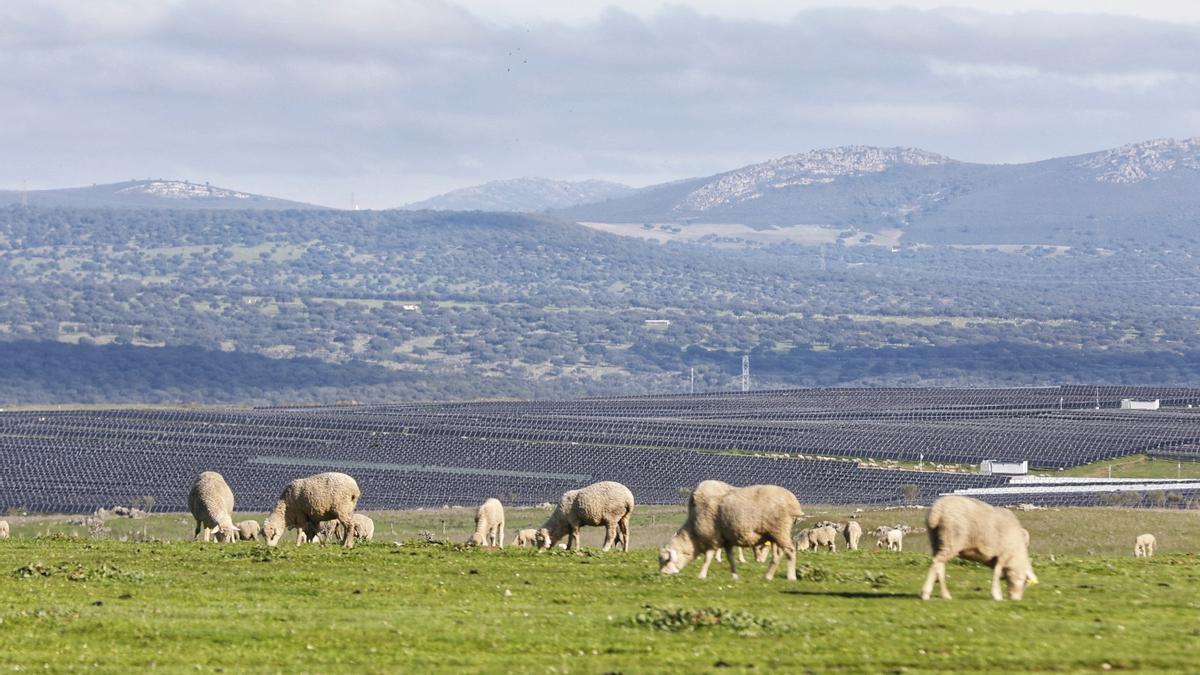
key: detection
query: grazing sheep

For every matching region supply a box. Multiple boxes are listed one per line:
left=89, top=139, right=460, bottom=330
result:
left=660, top=483, right=803, bottom=581
left=843, top=521, right=863, bottom=550
left=0, top=520, right=8, bottom=540
left=874, top=526, right=906, bottom=551
left=331, top=513, right=375, bottom=543
left=236, top=520, right=261, bottom=542
left=188, top=471, right=237, bottom=544
left=798, top=525, right=838, bottom=552
left=537, top=481, right=634, bottom=552
left=1134, top=533, right=1156, bottom=557
left=306, top=519, right=341, bottom=545
left=659, top=480, right=738, bottom=575
left=512, top=528, right=539, bottom=547
left=263, top=472, right=361, bottom=548
left=920, top=495, right=1038, bottom=601
left=468, top=498, right=506, bottom=547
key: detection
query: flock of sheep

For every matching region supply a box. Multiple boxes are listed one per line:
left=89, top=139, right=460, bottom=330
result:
left=0, top=469, right=1166, bottom=601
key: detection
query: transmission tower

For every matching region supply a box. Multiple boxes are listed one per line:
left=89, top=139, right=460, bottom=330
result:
left=741, top=355, right=750, bottom=392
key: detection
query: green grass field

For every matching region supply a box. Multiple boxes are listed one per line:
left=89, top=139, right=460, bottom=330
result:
left=2, top=507, right=1199, bottom=672
left=1062, top=454, right=1200, bottom=480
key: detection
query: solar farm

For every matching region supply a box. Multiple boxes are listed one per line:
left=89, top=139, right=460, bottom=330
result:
left=5, top=384, right=1200, bottom=515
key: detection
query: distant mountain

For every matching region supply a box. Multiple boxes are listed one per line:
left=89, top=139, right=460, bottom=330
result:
left=558, top=138, right=1200, bottom=246
left=0, top=180, right=326, bottom=210
left=402, top=177, right=635, bottom=212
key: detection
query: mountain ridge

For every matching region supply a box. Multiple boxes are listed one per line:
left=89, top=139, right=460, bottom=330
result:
left=401, top=177, right=634, bottom=212
left=555, top=137, right=1200, bottom=246
left=0, top=179, right=327, bottom=210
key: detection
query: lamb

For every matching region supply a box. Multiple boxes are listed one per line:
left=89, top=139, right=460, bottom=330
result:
left=537, top=481, right=634, bottom=552
left=875, top=525, right=906, bottom=551
left=512, top=528, right=539, bottom=547
left=843, top=521, right=863, bottom=550
left=263, top=472, right=361, bottom=548
left=1134, top=533, right=1156, bottom=557
left=920, top=495, right=1038, bottom=601
left=0, top=520, right=8, bottom=540
left=798, top=525, right=838, bottom=552
left=235, top=520, right=261, bottom=542
left=468, top=498, right=505, bottom=547
left=659, top=483, right=803, bottom=581
left=188, top=471, right=237, bottom=543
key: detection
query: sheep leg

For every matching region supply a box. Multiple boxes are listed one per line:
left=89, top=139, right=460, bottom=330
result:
left=497, top=523, right=505, bottom=549
left=296, top=529, right=306, bottom=545
left=937, top=562, right=951, bottom=599
left=194, top=521, right=203, bottom=541
left=763, top=542, right=781, bottom=581
left=737, top=547, right=746, bottom=563
left=921, top=559, right=953, bottom=600
left=715, top=549, right=723, bottom=563
left=783, top=545, right=797, bottom=581
left=619, top=514, right=630, bottom=552
left=338, top=516, right=355, bottom=549
left=725, top=545, right=740, bottom=580
left=571, top=527, right=581, bottom=551
left=990, top=564, right=1005, bottom=601
left=698, top=549, right=716, bottom=579
left=602, top=522, right=617, bottom=551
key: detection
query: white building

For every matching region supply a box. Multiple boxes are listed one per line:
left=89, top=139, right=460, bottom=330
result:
left=979, top=460, right=1029, bottom=476
left=1120, top=399, right=1160, bottom=410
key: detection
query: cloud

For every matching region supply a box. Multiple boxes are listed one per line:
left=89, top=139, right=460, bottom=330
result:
left=0, top=2, right=1198, bottom=207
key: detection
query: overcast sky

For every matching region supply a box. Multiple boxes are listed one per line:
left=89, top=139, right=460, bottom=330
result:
left=2, top=1, right=1198, bottom=208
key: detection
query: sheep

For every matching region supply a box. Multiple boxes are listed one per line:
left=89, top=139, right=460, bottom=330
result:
left=511, top=526, right=540, bottom=547
left=0, top=520, right=8, bottom=540
left=263, top=472, right=361, bottom=548
left=188, top=471, right=237, bottom=544
left=305, top=518, right=341, bottom=545
left=843, top=521, right=863, bottom=550
left=468, top=498, right=505, bottom=547
left=920, top=495, right=1038, bottom=601
left=874, top=525, right=906, bottom=551
left=1134, top=533, right=1156, bottom=557
left=537, top=481, right=634, bottom=552
left=659, top=483, right=803, bottom=581
left=659, top=480, right=738, bottom=575
left=236, top=520, right=261, bottom=542
left=798, top=525, right=838, bottom=552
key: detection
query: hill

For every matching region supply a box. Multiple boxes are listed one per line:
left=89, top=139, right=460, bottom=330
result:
left=0, top=180, right=326, bottom=210
left=557, top=138, right=1200, bottom=247
left=401, top=177, right=634, bottom=212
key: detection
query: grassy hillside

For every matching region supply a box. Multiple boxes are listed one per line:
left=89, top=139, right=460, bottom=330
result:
left=2, top=506, right=1198, bottom=671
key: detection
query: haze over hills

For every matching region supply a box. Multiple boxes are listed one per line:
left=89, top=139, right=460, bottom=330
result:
left=401, top=177, right=635, bottom=212
left=555, top=137, right=1200, bottom=247
left=0, top=180, right=327, bottom=210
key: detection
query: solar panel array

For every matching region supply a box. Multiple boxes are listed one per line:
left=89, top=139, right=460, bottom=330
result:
left=2, top=385, right=1199, bottom=513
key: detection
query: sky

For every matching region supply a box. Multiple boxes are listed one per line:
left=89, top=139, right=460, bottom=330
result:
left=1, top=1, right=1198, bottom=208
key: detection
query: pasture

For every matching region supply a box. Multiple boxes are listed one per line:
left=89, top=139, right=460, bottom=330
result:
left=2, top=506, right=1198, bottom=672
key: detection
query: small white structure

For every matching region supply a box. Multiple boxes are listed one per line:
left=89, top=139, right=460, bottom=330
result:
left=980, top=460, right=1028, bottom=476
left=644, top=319, right=671, bottom=328
left=1121, top=399, right=1160, bottom=411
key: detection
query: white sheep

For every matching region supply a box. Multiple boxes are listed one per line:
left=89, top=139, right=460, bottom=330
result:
left=263, top=472, right=361, bottom=548
left=1134, top=533, right=1156, bottom=557
left=537, top=481, right=634, bottom=552
left=659, top=483, right=803, bottom=581
left=328, top=513, right=375, bottom=543
left=798, top=525, right=838, bottom=552
left=843, top=521, right=863, bottom=550
left=188, top=471, right=237, bottom=543
left=659, top=480, right=737, bottom=574
left=512, top=528, right=539, bottom=547
left=0, top=519, right=9, bottom=540
left=920, top=495, right=1038, bottom=601
left=468, top=498, right=505, bottom=547
left=236, top=520, right=261, bottom=542
left=874, top=525, right=906, bottom=551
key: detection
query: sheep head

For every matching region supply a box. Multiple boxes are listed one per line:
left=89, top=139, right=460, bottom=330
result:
left=658, top=546, right=689, bottom=575
left=263, top=518, right=285, bottom=547
left=534, top=528, right=553, bottom=549
left=1005, top=564, right=1038, bottom=600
